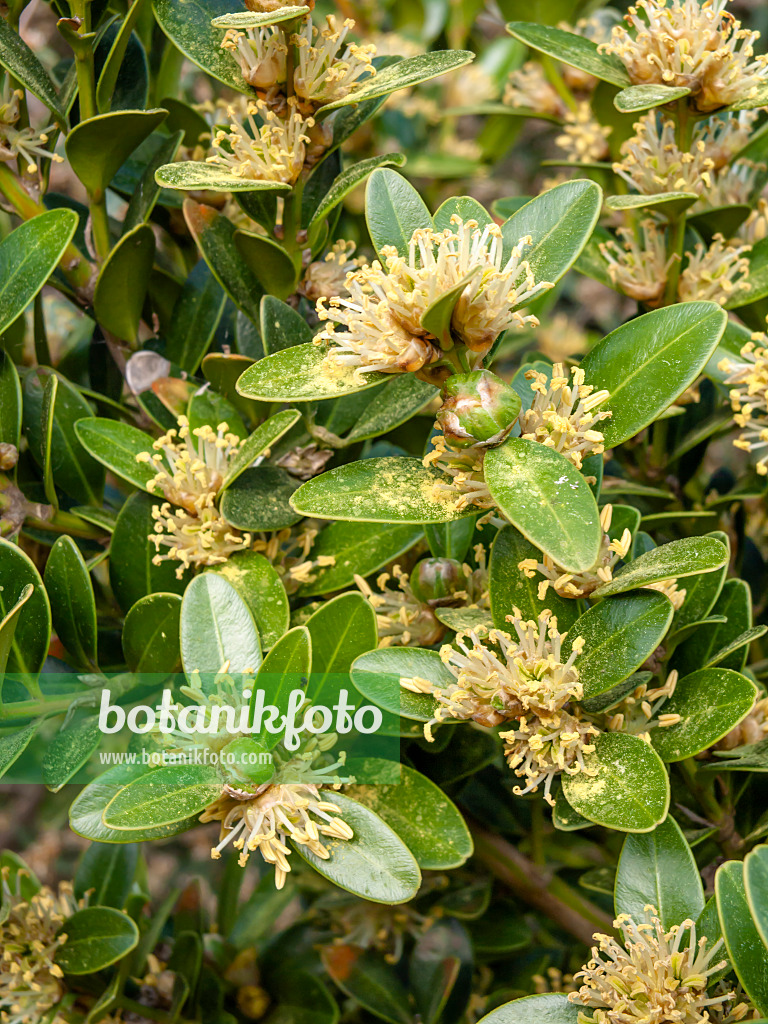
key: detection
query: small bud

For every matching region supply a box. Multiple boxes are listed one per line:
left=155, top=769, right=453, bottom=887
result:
left=437, top=370, right=521, bottom=448
left=0, top=443, right=18, bottom=470
left=410, top=557, right=464, bottom=607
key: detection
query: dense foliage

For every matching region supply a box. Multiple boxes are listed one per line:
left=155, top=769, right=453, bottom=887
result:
left=5, top=0, right=768, bottom=1022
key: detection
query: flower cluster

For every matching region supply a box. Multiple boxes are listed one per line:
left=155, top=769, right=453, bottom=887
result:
left=719, top=336, right=768, bottom=474
left=136, top=417, right=252, bottom=577
left=555, top=103, right=612, bottom=164
left=206, top=100, right=313, bottom=184
left=599, top=0, right=768, bottom=112
left=316, top=217, right=551, bottom=375
left=301, top=240, right=363, bottom=303
left=403, top=611, right=599, bottom=803
left=202, top=782, right=354, bottom=885
left=519, top=363, right=611, bottom=470
left=0, top=870, right=83, bottom=1024
left=0, top=91, right=62, bottom=175
left=605, top=670, right=683, bottom=737
left=569, top=906, right=734, bottom=1024
left=519, top=504, right=633, bottom=600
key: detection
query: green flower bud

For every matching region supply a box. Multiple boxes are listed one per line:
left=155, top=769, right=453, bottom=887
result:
left=410, top=557, right=464, bottom=607
left=221, top=737, right=275, bottom=786
left=437, top=370, right=521, bottom=448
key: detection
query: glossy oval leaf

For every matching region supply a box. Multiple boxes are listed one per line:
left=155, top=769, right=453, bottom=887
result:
left=562, top=732, right=670, bottom=833
left=613, top=83, right=691, bottom=112
left=122, top=592, right=182, bottom=673
left=0, top=211, right=78, bottom=336
left=44, top=535, right=98, bottom=670
left=93, top=225, right=155, bottom=343
left=181, top=572, right=262, bottom=678
left=74, top=418, right=157, bottom=491
left=566, top=591, right=674, bottom=699
left=592, top=536, right=729, bottom=598
left=291, top=457, right=477, bottom=524
left=579, top=302, right=728, bottom=447
left=108, top=493, right=188, bottom=613
left=220, top=466, right=300, bottom=532
left=651, top=668, right=757, bottom=762
left=345, top=759, right=472, bottom=869
left=66, top=109, right=168, bottom=195
left=102, top=763, right=222, bottom=830
left=55, top=907, right=139, bottom=975
left=211, top=551, right=290, bottom=649
left=484, top=439, right=601, bottom=573
left=0, top=16, right=66, bottom=123
left=746, top=846, right=768, bottom=953
left=317, top=51, right=475, bottom=115
left=292, top=790, right=421, bottom=903
left=365, top=168, right=433, bottom=258
left=220, top=410, right=301, bottom=490
left=615, top=816, right=705, bottom=928
left=507, top=21, right=630, bottom=86
left=153, top=0, right=254, bottom=92
left=0, top=537, right=51, bottom=675
left=252, top=625, right=311, bottom=748
left=308, top=152, right=407, bottom=244
left=476, top=993, right=581, bottom=1024
left=42, top=716, right=103, bottom=792
left=351, top=646, right=455, bottom=722
left=716, top=861, right=768, bottom=1017
left=344, top=375, right=438, bottom=443
left=156, top=161, right=292, bottom=193
left=236, top=343, right=389, bottom=402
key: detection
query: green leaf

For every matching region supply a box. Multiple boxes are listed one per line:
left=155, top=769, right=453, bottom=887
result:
left=317, top=51, right=475, bottom=115
left=211, top=8, right=310, bottom=27
left=298, top=521, right=422, bottom=597
left=220, top=410, right=301, bottom=491
left=425, top=516, right=478, bottom=562
left=219, top=466, right=300, bottom=532
left=592, top=536, right=729, bottom=598
left=365, top=168, right=433, bottom=259
left=290, top=457, right=477, bottom=524
left=0, top=584, right=34, bottom=678
left=0, top=352, right=21, bottom=449
left=183, top=199, right=263, bottom=322
left=351, top=646, right=455, bottom=722
left=484, top=439, right=601, bottom=573
left=308, top=153, right=407, bottom=245
left=615, top=816, right=705, bottom=928
left=506, top=22, right=631, bottom=87
left=251, top=625, right=311, bottom=748
left=0, top=538, right=51, bottom=675
left=236, top=343, right=388, bottom=402
left=489, top=525, right=579, bottom=631
left=293, top=791, right=421, bottom=903
left=674, top=579, right=752, bottom=676
left=74, top=842, right=138, bottom=909
left=409, top=919, right=469, bottom=1024
left=234, top=231, right=298, bottom=300
left=0, top=16, right=66, bottom=123
left=96, top=0, right=148, bottom=113
left=0, top=211, right=78, bottom=336
left=322, top=946, right=413, bottom=1024
left=164, top=261, right=226, bottom=374
left=44, top=536, right=97, bottom=670
left=650, top=668, right=757, bottom=761
left=613, top=83, right=691, bottom=112
left=42, top=716, right=102, bottom=792
left=305, top=591, right=378, bottom=692
left=716, top=861, right=768, bottom=1016
left=566, top=592, right=674, bottom=700
left=156, top=161, right=291, bottom=193
left=124, top=129, right=185, bottom=232
left=181, top=573, right=262, bottom=679
left=343, top=376, right=438, bottom=443
left=69, top=764, right=199, bottom=843
left=434, top=196, right=492, bottom=232
left=421, top=269, right=482, bottom=348
left=345, top=759, right=472, bottom=869
left=501, top=179, right=603, bottom=286
left=579, top=302, right=728, bottom=447
left=73, top=419, right=157, bottom=492
left=55, top=907, right=139, bottom=974
left=65, top=109, right=167, bottom=195
left=604, top=192, right=698, bottom=217
left=102, top=764, right=222, bottom=830
left=562, top=732, right=670, bottom=833
left=24, top=369, right=105, bottom=506
left=476, top=993, right=581, bottom=1024
left=746, top=846, right=768, bottom=952
left=186, top=388, right=246, bottom=439
left=153, top=0, right=255, bottom=93
left=108, top=492, right=188, bottom=613
left=260, top=295, right=313, bottom=354
left=211, top=551, right=290, bottom=649
left=93, top=224, right=155, bottom=343
left=39, top=372, right=58, bottom=511
left=674, top=531, right=729, bottom=630
left=122, top=593, right=182, bottom=673
left=0, top=722, right=40, bottom=781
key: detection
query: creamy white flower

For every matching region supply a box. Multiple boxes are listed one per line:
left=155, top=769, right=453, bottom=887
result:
left=293, top=16, right=376, bottom=105
left=206, top=99, right=313, bottom=183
